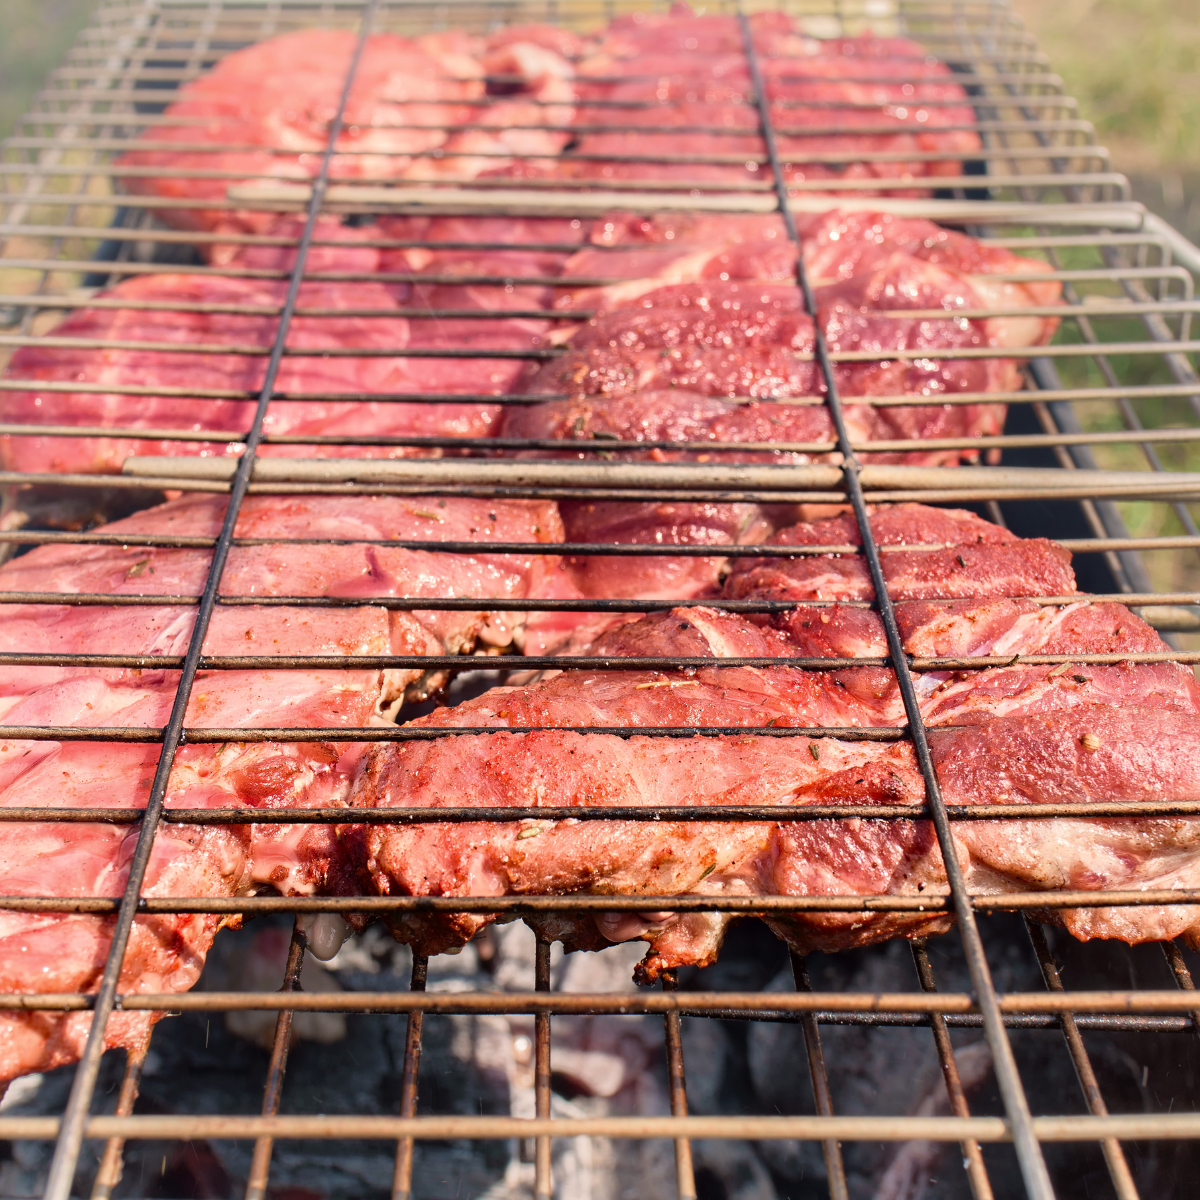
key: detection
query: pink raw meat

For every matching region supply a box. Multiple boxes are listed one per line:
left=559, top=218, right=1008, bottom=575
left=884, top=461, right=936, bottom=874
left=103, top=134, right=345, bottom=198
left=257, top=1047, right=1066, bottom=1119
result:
left=118, top=30, right=486, bottom=232
left=510, top=215, right=1058, bottom=606
left=119, top=24, right=583, bottom=232
left=0, top=272, right=526, bottom=475
left=0, top=492, right=563, bottom=1082
left=419, top=36, right=578, bottom=181
left=565, top=10, right=980, bottom=193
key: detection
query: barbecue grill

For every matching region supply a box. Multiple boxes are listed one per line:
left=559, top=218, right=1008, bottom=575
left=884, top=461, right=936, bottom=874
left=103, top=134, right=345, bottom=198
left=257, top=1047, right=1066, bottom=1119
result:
left=3, top=1, right=1200, bottom=1198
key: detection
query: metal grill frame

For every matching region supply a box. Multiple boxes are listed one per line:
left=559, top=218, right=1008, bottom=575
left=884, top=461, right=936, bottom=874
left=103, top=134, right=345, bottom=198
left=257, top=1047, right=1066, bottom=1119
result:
left=2, top=3, right=1200, bottom=1199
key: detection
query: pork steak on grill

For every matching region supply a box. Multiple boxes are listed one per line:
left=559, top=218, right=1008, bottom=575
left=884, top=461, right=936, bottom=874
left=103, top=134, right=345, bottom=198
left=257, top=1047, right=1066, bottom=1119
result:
left=343, top=504, right=1200, bottom=982
left=508, top=210, right=1061, bottom=607
left=0, top=493, right=563, bottom=1082
left=0, top=268, right=543, bottom=477
left=566, top=10, right=981, bottom=192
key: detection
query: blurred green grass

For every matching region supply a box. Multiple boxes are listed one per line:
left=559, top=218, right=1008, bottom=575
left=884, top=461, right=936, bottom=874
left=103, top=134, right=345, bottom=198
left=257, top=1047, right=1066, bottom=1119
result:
left=0, top=0, right=96, bottom=144
left=1011, top=0, right=1200, bottom=174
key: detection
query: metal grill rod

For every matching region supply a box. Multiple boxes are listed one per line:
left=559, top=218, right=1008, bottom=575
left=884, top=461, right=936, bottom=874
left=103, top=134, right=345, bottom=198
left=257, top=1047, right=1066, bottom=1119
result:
left=738, top=11, right=1054, bottom=1198
left=1024, top=919, right=1139, bottom=1200
left=15, top=796, right=1200, bottom=825
left=0, top=144, right=1116, bottom=175
left=17, top=423, right=1200, bottom=454
left=2, top=380, right=1194, bottom=411
left=0, top=585, right=1192, bottom=606
left=661, top=969, right=698, bottom=1200
left=86, top=1041, right=147, bottom=1200
left=791, top=952, right=850, bottom=1200
left=391, top=951, right=428, bottom=1200
left=12, top=887, right=1200, bottom=919
left=243, top=920, right=307, bottom=1200
left=4, top=116, right=1097, bottom=146
left=0, top=648, right=1194, bottom=670
left=910, top=940, right=995, bottom=1200
left=37, top=7, right=381, bottom=1196
left=534, top=935, right=553, bottom=1200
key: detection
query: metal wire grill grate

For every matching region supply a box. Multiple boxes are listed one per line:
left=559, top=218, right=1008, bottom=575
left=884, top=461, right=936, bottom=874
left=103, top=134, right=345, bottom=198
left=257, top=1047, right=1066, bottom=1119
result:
left=2, top=2, right=1200, bottom=1199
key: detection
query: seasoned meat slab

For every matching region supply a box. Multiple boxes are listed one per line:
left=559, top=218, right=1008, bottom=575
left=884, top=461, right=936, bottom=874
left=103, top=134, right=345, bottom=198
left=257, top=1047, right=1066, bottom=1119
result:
left=0, top=494, right=562, bottom=1082
left=344, top=505, right=1200, bottom=981
left=509, top=211, right=1061, bottom=606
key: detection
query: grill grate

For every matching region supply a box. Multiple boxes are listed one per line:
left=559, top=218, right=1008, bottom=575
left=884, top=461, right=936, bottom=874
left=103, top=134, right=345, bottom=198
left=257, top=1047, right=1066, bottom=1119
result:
left=2, top=2, right=1200, bottom=1199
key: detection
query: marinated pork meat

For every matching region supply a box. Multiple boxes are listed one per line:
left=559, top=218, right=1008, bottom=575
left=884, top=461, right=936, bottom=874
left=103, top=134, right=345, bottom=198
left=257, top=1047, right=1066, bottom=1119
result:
left=375, top=214, right=588, bottom=372
left=419, top=37, right=578, bottom=181
left=117, top=9, right=982, bottom=233
left=555, top=208, right=1061, bottom=351
left=205, top=213, right=386, bottom=271
left=0, top=493, right=563, bottom=1082
left=1, top=201, right=596, bottom=477
left=377, top=213, right=588, bottom=311
left=118, top=30, right=482, bottom=232
left=565, top=10, right=980, bottom=192
left=0, top=271, right=538, bottom=476
left=343, top=504, right=1200, bottom=984
left=118, top=27, right=578, bottom=233
left=509, top=211, right=1060, bottom=603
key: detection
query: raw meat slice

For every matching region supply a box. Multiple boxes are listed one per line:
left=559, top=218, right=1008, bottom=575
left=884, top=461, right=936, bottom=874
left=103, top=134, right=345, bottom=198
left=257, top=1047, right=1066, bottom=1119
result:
left=343, top=504, right=1200, bottom=981
left=377, top=213, right=588, bottom=313
left=206, top=213, right=385, bottom=272
left=556, top=498, right=779, bottom=604
left=511, top=214, right=1059, bottom=607
left=0, top=493, right=563, bottom=1082
left=724, top=505, right=1075, bottom=603
left=534, top=270, right=1020, bottom=403
left=419, top=36, right=577, bottom=181
left=119, top=24, right=582, bottom=231
left=557, top=209, right=1060, bottom=345
left=566, top=11, right=980, bottom=193
left=0, top=272, right=521, bottom=475
left=798, top=209, right=1063, bottom=348
left=118, top=30, right=485, bottom=232
left=487, top=24, right=587, bottom=59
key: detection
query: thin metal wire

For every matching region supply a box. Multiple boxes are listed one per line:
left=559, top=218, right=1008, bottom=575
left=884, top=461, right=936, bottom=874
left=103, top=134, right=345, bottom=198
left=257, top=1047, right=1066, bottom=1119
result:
left=391, top=951, right=428, bottom=1200
left=790, top=953, right=850, bottom=1200
left=1023, top=919, right=1140, bottom=1200
left=534, top=935, right=553, bottom=1200
left=661, top=970, right=698, bottom=1200
left=15, top=981, right=1200, bottom=1018
left=244, top=920, right=308, bottom=1200
left=738, top=10, right=1055, bottom=1197
left=86, top=1041, right=148, bottom=1200
left=1161, top=943, right=1200, bottom=1043
left=38, top=6, right=381, bottom=1195
left=910, top=940, right=995, bottom=1200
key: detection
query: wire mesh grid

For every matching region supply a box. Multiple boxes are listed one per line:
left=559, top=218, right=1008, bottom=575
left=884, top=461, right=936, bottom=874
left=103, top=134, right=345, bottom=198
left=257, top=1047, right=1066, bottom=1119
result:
left=2, top=1, right=1200, bottom=1198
